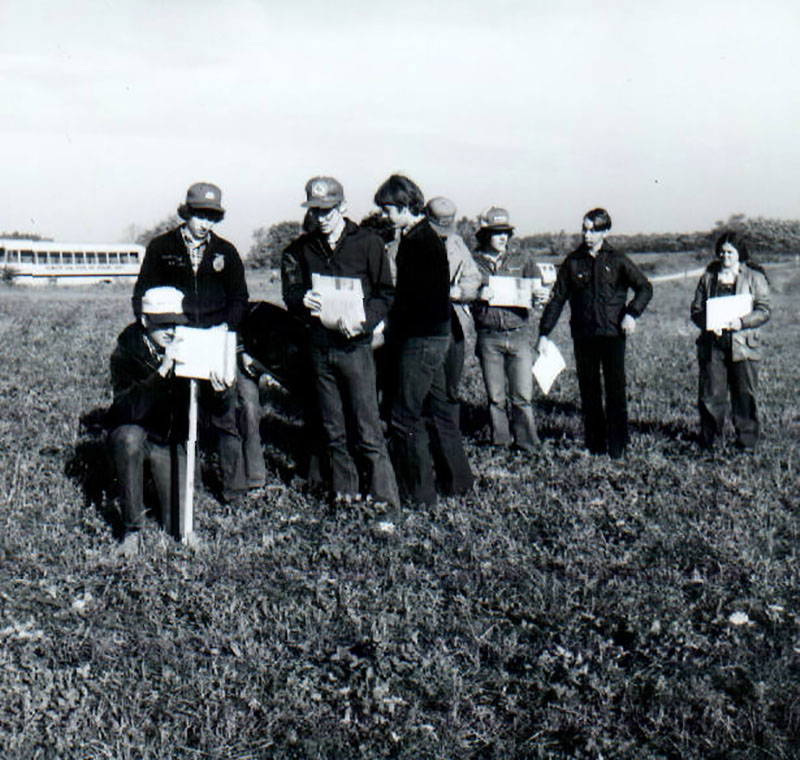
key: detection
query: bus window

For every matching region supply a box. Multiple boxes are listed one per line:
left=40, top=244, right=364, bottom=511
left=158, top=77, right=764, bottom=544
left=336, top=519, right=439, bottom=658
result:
left=85, top=252, right=96, bottom=266
left=108, top=252, right=119, bottom=265
left=119, top=252, right=129, bottom=264
left=96, top=252, right=108, bottom=265
left=62, top=252, right=73, bottom=266
left=74, top=252, right=84, bottom=265
left=21, top=250, right=34, bottom=264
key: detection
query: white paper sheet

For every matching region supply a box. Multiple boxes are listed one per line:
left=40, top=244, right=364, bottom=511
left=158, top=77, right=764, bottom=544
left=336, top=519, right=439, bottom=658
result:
left=173, top=325, right=237, bottom=384
left=532, top=337, right=567, bottom=396
left=311, top=273, right=366, bottom=330
left=705, top=293, right=753, bottom=332
left=488, top=276, right=533, bottom=308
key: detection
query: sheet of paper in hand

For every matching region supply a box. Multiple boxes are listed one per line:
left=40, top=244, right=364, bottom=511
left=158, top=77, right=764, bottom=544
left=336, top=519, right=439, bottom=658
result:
left=532, top=337, right=566, bottom=396
left=311, top=273, right=366, bottom=330
left=173, top=325, right=237, bottom=384
left=488, top=276, right=533, bottom=308
left=705, top=293, right=753, bottom=332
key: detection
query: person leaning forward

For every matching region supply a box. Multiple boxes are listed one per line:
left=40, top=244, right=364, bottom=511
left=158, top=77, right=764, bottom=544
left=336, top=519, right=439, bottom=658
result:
left=107, top=287, right=234, bottom=556
left=281, top=176, right=400, bottom=519
left=537, top=207, right=652, bottom=459
left=131, top=182, right=249, bottom=500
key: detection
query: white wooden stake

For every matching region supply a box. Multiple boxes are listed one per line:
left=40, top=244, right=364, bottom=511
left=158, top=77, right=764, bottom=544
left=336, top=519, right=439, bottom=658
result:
left=181, top=378, right=198, bottom=543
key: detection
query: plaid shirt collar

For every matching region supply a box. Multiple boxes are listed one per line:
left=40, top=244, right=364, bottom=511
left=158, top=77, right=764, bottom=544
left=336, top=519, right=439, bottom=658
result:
left=180, top=225, right=208, bottom=272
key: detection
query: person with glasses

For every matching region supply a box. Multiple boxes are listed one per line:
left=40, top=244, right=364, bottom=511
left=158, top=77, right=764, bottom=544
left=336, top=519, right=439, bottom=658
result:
left=281, top=176, right=399, bottom=528
left=132, top=182, right=250, bottom=501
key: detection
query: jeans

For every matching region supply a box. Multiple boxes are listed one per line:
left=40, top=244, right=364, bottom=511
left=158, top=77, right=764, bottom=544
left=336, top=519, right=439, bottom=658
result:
left=311, top=342, right=399, bottom=506
left=236, top=370, right=267, bottom=488
left=698, top=340, right=760, bottom=449
left=573, top=335, right=628, bottom=457
left=390, top=335, right=471, bottom=506
left=476, top=327, right=539, bottom=450
left=424, top=313, right=474, bottom=493
left=109, top=424, right=187, bottom=537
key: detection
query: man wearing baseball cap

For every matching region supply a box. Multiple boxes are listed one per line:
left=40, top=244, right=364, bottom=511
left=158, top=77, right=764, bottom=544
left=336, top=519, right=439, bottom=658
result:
left=281, top=176, right=399, bottom=522
left=471, top=206, right=546, bottom=453
left=107, top=286, right=234, bottom=556
left=131, top=182, right=250, bottom=501
left=422, top=196, right=480, bottom=494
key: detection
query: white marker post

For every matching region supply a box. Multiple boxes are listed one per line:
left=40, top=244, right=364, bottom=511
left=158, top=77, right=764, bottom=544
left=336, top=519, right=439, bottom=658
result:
left=180, top=378, right=198, bottom=543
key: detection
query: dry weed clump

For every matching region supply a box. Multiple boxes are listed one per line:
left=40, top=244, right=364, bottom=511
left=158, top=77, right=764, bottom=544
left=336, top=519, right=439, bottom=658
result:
left=0, top=266, right=799, bottom=758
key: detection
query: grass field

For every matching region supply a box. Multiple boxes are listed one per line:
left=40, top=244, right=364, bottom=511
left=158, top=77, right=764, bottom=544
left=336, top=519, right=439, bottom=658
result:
left=1, top=256, right=799, bottom=759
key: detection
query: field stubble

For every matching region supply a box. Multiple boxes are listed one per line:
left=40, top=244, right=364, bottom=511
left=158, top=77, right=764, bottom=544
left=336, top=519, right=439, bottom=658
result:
left=0, top=265, right=798, bottom=759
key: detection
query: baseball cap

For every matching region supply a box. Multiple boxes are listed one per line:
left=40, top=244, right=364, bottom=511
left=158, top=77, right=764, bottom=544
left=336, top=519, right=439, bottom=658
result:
left=185, top=182, right=224, bottom=213
left=141, top=286, right=189, bottom=325
left=424, top=196, right=457, bottom=236
left=302, top=176, right=345, bottom=208
left=478, top=206, right=514, bottom=233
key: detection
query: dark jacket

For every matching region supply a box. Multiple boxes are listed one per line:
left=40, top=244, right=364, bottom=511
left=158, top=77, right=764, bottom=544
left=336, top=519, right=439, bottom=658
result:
left=539, top=241, right=652, bottom=338
left=690, top=261, right=770, bottom=361
left=107, top=323, right=230, bottom=445
left=132, top=227, right=249, bottom=330
left=471, top=248, right=539, bottom=332
left=281, top=219, right=395, bottom=348
left=391, top=218, right=451, bottom=339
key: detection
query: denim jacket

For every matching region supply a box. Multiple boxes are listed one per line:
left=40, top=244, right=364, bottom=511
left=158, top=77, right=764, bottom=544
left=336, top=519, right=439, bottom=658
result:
left=470, top=249, right=539, bottom=332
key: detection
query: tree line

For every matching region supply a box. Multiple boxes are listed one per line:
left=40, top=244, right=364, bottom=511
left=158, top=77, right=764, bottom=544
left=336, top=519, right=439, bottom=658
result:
left=241, top=213, right=800, bottom=269
left=10, top=212, right=794, bottom=270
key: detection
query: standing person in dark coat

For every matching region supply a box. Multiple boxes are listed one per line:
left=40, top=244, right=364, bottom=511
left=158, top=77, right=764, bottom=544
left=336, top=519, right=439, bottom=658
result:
left=281, top=176, right=399, bottom=525
left=690, top=231, right=770, bottom=450
left=132, top=182, right=249, bottom=500
left=108, top=287, right=233, bottom=557
left=537, top=208, right=652, bottom=458
left=374, top=174, right=472, bottom=507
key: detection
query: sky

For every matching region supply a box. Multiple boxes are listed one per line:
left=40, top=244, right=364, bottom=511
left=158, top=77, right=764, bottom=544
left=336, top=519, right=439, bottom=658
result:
left=1, top=0, right=799, bottom=253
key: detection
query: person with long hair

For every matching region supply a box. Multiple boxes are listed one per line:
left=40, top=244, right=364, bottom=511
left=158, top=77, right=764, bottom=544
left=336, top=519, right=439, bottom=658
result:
left=690, top=231, right=770, bottom=450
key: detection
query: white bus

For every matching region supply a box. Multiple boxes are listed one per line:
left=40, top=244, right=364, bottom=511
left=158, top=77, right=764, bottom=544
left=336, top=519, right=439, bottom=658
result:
left=0, top=239, right=145, bottom=285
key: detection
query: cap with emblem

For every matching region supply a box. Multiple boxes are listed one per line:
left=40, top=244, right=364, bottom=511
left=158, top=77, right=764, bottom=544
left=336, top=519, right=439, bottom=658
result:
left=478, top=206, right=514, bottom=233
left=301, top=176, right=345, bottom=209
left=185, top=182, right=224, bottom=213
left=424, top=196, right=457, bottom=236
left=141, top=286, right=189, bottom=325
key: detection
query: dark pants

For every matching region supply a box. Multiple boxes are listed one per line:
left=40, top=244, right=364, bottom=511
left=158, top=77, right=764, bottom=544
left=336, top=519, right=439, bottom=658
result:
left=698, top=340, right=760, bottom=449
left=236, top=370, right=267, bottom=488
left=311, top=342, right=399, bottom=506
left=203, top=388, right=248, bottom=498
left=573, top=335, right=628, bottom=457
left=425, top=310, right=474, bottom=493
left=390, top=335, right=471, bottom=506
left=109, top=424, right=187, bottom=537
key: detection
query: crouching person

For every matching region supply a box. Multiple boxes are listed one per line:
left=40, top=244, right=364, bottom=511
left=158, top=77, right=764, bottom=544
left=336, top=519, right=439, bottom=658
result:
left=107, top=286, right=233, bottom=556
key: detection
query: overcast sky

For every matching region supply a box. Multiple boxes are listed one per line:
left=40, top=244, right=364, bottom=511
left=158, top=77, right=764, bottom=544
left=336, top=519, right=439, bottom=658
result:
left=1, top=0, right=798, bottom=252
